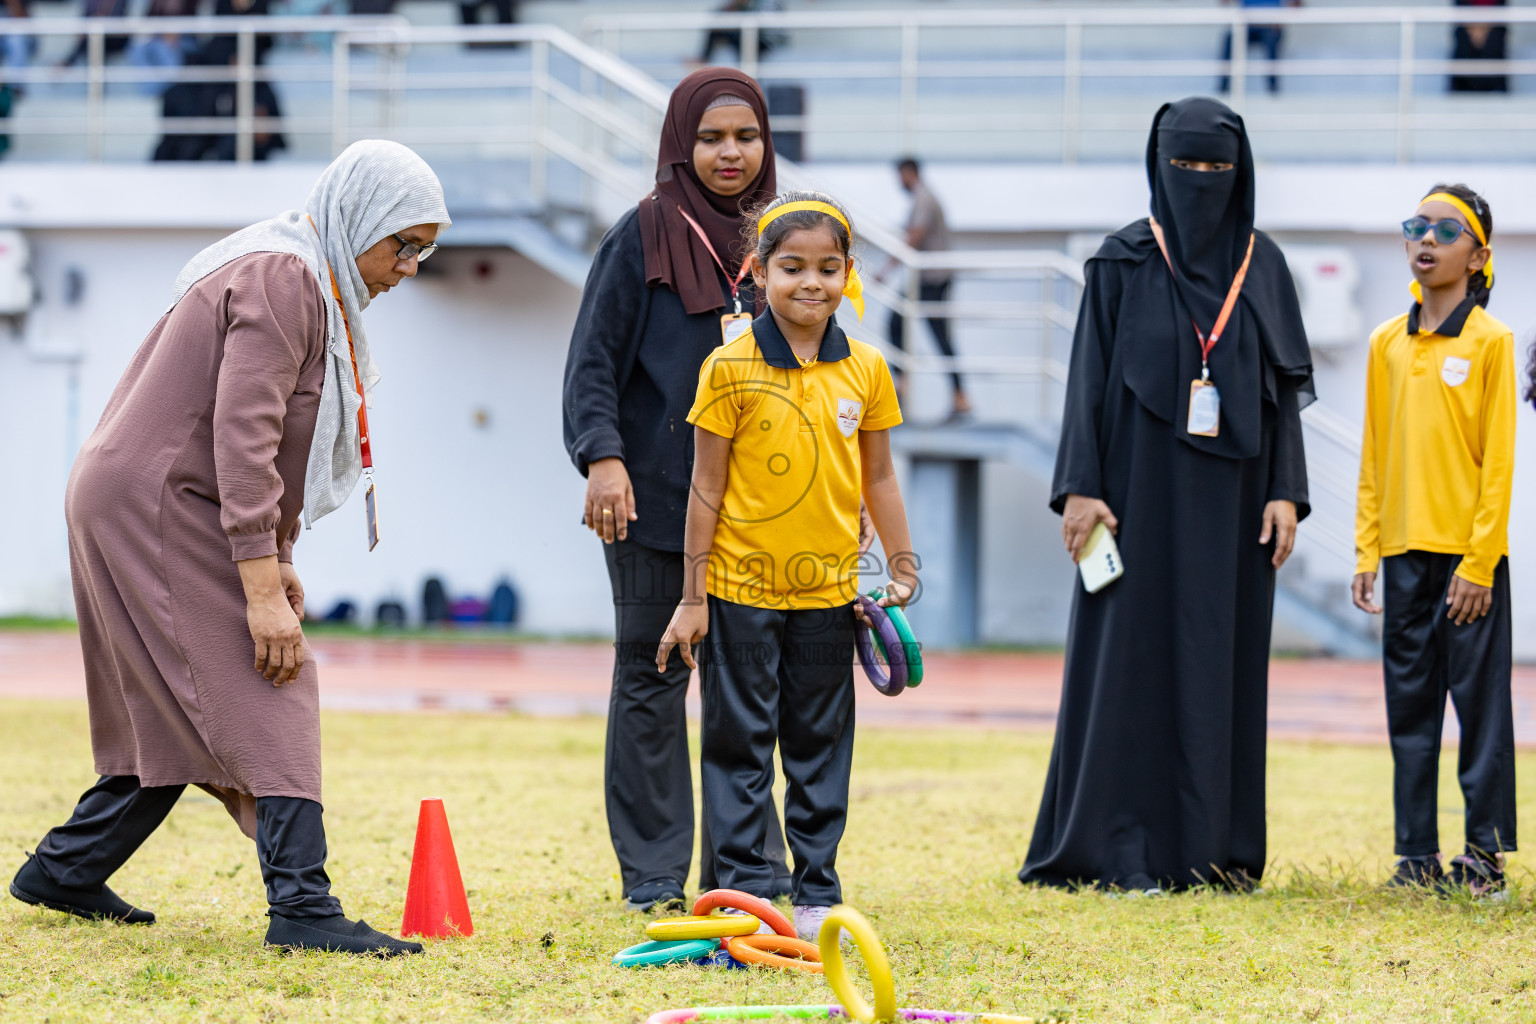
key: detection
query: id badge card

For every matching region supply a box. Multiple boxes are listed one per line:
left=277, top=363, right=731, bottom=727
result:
left=720, top=312, right=752, bottom=345
left=1187, top=379, right=1221, bottom=437
left=364, top=479, right=380, bottom=551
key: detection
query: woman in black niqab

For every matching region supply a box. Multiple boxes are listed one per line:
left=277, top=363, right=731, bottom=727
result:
left=1019, top=97, right=1314, bottom=892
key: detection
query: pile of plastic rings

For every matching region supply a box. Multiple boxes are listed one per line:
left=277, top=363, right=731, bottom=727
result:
left=638, top=904, right=1051, bottom=1024
left=613, top=889, right=822, bottom=973
left=855, top=588, right=923, bottom=697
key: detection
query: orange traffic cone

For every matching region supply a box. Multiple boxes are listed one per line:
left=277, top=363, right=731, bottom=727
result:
left=400, top=798, right=474, bottom=938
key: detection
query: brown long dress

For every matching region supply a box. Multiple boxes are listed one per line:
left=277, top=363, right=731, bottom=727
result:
left=66, top=251, right=329, bottom=838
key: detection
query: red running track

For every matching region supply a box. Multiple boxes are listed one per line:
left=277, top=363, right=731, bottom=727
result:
left=3, top=631, right=1534, bottom=744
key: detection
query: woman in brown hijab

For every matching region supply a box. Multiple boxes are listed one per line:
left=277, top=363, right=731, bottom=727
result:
left=562, top=67, right=791, bottom=912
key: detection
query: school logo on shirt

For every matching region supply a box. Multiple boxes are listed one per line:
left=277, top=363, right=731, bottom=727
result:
left=1442, top=356, right=1471, bottom=387
left=836, top=398, right=862, bottom=438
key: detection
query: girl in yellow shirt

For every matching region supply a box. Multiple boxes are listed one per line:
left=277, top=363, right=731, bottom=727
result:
left=1352, top=183, right=1516, bottom=896
left=656, top=190, right=917, bottom=940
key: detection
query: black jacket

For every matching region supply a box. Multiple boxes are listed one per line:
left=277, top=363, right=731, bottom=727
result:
left=562, top=207, right=754, bottom=552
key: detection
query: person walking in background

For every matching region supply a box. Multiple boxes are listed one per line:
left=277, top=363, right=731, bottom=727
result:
left=1450, top=0, right=1509, bottom=94
left=1219, top=0, right=1301, bottom=96
left=1021, top=98, right=1313, bottom=893
left=562, top=68, right=805, bottom=914
left=879, top=158, right=971, bottom=421
left=658, top=190, right=915, bottom=942
left=697, top=0, right=787, bottom=67
left=8, top=141, right=448, bottom=954
left=1353, top=184, right=1516, bottom=896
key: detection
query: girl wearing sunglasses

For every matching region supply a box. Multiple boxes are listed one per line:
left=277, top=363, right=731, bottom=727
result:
left=1353, top=183, right=1517, bottom=896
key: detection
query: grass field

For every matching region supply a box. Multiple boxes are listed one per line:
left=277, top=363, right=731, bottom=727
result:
left=3, top=700, right=1536, bottom=1023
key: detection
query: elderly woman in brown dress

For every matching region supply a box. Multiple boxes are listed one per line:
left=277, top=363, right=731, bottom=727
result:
left=8, top=140, right=449, bottom=956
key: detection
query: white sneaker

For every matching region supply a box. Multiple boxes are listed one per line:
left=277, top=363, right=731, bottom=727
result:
left=793, top=904, right=846, bottom=943
left=717, top=904, right=775, bottom=935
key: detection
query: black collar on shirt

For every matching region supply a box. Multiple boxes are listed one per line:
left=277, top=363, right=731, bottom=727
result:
left=751, top=308, right=852, bottom=368
left=1407, top=293, right=1478, bottom=338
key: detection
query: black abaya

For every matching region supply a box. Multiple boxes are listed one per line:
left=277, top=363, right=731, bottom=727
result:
left=1020, top=99, right=1313, bottom=891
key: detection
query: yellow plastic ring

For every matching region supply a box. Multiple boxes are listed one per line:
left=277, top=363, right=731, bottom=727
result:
left=646, top=912, right=762, bottom=941
left=817, top=905, right=895, bottom=1024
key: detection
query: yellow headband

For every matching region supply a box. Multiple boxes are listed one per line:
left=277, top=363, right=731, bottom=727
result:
left=1410, top=191, right=1494, bottom=302
left=756, top=200, right=864, bottom=320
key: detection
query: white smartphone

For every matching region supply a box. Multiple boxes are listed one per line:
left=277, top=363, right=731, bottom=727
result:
left=1077, top=521, right=1123, bottom=594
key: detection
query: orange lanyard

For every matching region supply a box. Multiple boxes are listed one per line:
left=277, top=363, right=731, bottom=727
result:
left=1149, top=217, right=1255, bottom=375
left=307, top=216, right=372, bottom=470
left=675, top=204, right=753, bottom=314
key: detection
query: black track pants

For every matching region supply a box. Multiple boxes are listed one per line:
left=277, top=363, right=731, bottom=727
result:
left=33, top=775, right=183, bottom=890
left=701, top=597, right=856, bottom=906
left=1381, top=551, right=1517, bottom=857
left=32, top=775, right=340, bottom=916
left=603, top=537, right=788, bottom=896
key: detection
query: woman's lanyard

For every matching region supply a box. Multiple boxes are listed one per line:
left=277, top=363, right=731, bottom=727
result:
left=1148, top=218, right=1254, bottom=381
left=308, top=215, right=380, bottom=549
left=675, top=204, right=755, bottom=344
left=1148, top=218, right=1254, bottom=438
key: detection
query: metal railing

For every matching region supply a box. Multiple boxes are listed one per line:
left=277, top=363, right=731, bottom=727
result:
left=0, top=12, right=1366, bottom=579
left=584, top=5, right=1536, bottom=164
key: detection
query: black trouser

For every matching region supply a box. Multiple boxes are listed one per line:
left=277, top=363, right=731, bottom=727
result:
left=1220, top=26, right=1283, bottom=94
left=887, top=279, right=963, bottom=396
left=1381, top=552, right=1517, bottom=858
left=699, top=28, right=775, bottom=64
left=603, top=537, right=788, bottom=896
left=31, top=775, right=341, bottom=917
left=701, top=597, right=856, bottom=906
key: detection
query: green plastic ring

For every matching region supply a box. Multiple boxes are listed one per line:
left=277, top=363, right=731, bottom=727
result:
left=868, top=588, right=923, bottom=686
left=613, top=939, right=720, bottom=968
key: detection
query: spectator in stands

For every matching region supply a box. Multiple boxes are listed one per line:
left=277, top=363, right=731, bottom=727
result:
left=127, top=0, right=198, bottom=99
left=1451, top=0, right=1509, bottom=93
left=0, top=0, right=28, bottom=155
left=697, top=0, right=787, bottom=67
left=879, top=158, right=971, bottom=421
left=152, top=0, right=286, bottom=162
left=1021, top=98, right=1313, bottom=894
left=563, top=67, right=804, bottom=914
left=1, top=0, right=36, bottom=99
left=458, top=0, right=517, bottom=34
left=60, top=0, right=129, bottom=69
left=1218, top=0, right=1301, bottom=96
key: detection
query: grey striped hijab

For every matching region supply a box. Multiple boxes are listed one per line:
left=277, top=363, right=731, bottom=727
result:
left=170, top=140, right=451, bottom=527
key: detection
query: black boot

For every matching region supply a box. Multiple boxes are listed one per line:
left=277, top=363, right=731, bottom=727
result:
left=264, top=913, right=424, bottom=956
left=256, top=796, right=421, bottom=956
left=10, top=853, right=155, bottom=924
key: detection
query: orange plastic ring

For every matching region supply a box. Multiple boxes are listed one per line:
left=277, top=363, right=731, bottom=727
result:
left=692, top=889, right=795, bottom=938
left=726, top=934, right=824, bottom=974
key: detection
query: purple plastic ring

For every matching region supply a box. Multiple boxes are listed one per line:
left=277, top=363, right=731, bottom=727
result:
left=855, top=595, right=908, bottom=696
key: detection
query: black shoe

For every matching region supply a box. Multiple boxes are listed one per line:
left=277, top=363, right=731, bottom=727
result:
left=624, top=878, right=685, bottom=913
left=264, top=913, right=424, bottom=956
left=9, top=854, right=155, bottom=925
left=1385, top=854, right=1444, bottom=889
left=1443, top=852, right=1506, bottom=899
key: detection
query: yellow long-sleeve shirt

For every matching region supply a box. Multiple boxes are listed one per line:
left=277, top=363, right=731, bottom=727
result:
left=1355, top=296, right=1516, bottom=588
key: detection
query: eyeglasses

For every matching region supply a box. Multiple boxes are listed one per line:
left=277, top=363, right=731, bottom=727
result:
left=394, top=233, right=438, bottom=262
left=1402, top=216, right=1474, bottom=246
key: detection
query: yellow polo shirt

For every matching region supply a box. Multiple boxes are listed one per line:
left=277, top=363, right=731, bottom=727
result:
left=1355, top=295, right=1516, bottom=587
left=688, top=312, right=902, bottom=609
